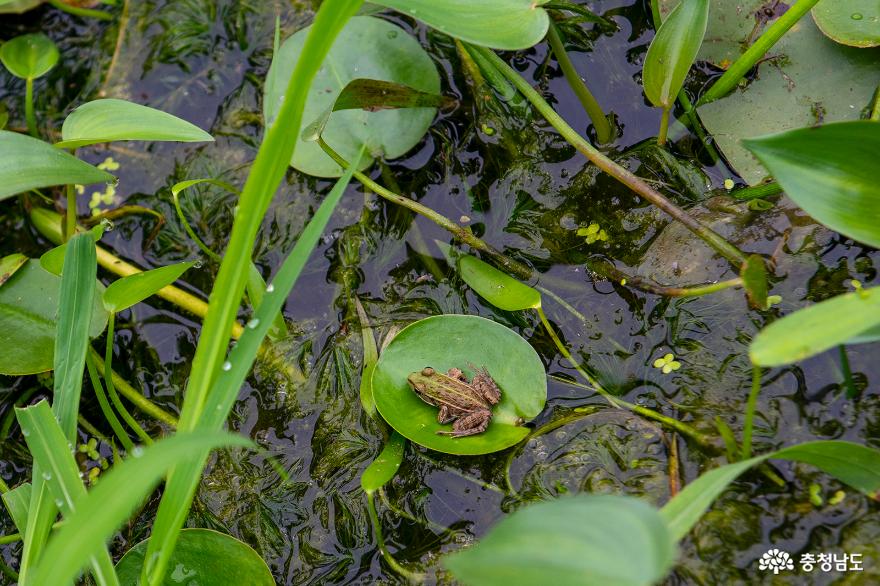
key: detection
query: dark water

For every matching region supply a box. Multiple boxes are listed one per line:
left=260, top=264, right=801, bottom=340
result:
left=1, top=1, right=878, bottom=584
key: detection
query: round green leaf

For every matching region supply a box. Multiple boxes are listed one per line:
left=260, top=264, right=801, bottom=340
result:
left=372, top=314, right=546, bottom=455
left=115, top=529, right=274, bottom=585
left=742, top=121, right=880, bottom=249
left=458, top=254, right=541, bottom=311
left=58, top=99, right=214, bottom=149
left=0, top=260, right=108, bottom=375
left=0, top=131, right=114, bottom=203
left=0, top=33, right=58, bottom=79
left=750, top=287, right=880, bottom=367
left=643, top=0, right=709, bottom=109
left=812, top=0, right=880, bottom=48
left=372, top=0, right=550, bottom=50
left=264, top=16, right=440, bottom=178
left=444, top=495, right=677, bottom=586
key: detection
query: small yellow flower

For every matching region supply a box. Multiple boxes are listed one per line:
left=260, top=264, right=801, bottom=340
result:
left=97, top=156, right=120, bottom=171
left=652, top=352, right=681, bottom=375
left=765, top=294, right=782, bottom=308
left=577, top=223, right=609, bottom=244
left=75, top=184, right=85, bottom=195
left=723, top=178, right=735, bottom=190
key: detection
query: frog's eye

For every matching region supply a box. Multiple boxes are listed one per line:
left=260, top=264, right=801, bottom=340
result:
left=421, top=367, right=435, bottom=376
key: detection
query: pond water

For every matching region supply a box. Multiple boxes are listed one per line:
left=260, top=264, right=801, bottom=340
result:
left=1, top=1, right=878, bottom=584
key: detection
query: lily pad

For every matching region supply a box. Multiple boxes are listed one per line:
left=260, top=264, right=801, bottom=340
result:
left=0, top=260, right=108, bottom=375
left=115, top=528, right=274, bottom=585
left=264, top=16, right=440, bottom=177
left=372, top=315, right=546, bottom=455
left=662, top=0, right=880, bottom=185
left=812, top=0, right=880, bottom=48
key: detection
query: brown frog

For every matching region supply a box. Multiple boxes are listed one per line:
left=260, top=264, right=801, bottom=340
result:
left=406, top=366, right=502, bottom=437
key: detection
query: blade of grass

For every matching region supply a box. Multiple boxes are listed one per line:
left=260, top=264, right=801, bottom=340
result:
left=142, top=2, right=364, bottom=583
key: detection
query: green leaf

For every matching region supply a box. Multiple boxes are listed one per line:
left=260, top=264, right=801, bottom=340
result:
left=643, top=0, right=709, bottom=110
left=15, top=401, right=119, bottom=586
left=445, top=495, right=676, bottom=586
left=373, top=0, right=550, bottom=50
left=0, top=0, right=43, bottom=15
left=458, top=254, right=542, bottom=311
left=661, top=440, right=880, bottom=540
left=742, top=122, right=880, bottom=248
left=355, top=297, right=379, bottom=418
left=0, top=33, right=58, bottom=79
left=361, top=432, right=406, bottom=494
left=686, top=1, right=878, bottom=184
left=749, top=287, right=880, bottom=366
left=372, top=314, right=547, bottom=455
left=0, top=260, right=108, bottom=375
left=102, top=261, right=194, bottom=312
left=740, top=254, right=768, bottom=310
left=2, top=483, right=31, bottom=535
left=265, top=16, right=440, bottom=177
left=39, top=223, right=105, bottom=275
left=0, top=252, right=27, bottom=287
left=26, top=431, right=254, bottom=586
left=116, top=529, right=273, bottom=586
left=0, top=131, right=113, bottom=202
left=812, top=0, right=880, bottom=48
left=56, top=99, right=214, bottom=149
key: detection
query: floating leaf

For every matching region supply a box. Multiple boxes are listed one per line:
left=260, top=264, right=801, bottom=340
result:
left=740, top=254, right=768, bottom=309
left=361, top=432, right=406, bottom=493
left=743, top=122, right=880, bottom=248
left=812, top=0, right=880, bottom=48
left=0, top=131, right=113, bottom=202
left=749, top=287, right=880, bottom=366
left=102, top=261, right=194, bottom=313
left=643, top=0, right=709, bottom=110
left=0, top=33, right=58, bottom=79
left=116, top=529, right=273, bottom=586
left=0, top=252, right=27, bottom=287
left=445, top=495, right=676, bottom=586
left=458, top=254, right=541, bottom=311
left=264, top=16, right=440, bottom=177
left=0, top=260, right=108, bottom=375
left=372, top=315, right=546, bottom=455
left=57, top=99, right=214, bottom=149
left=373, top=0, right=550, bottom=50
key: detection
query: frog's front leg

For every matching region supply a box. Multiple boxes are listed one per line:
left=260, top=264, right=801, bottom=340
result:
left=437, top=405, right=457, bottom=424
left=437, top=409, right=491, bottom=437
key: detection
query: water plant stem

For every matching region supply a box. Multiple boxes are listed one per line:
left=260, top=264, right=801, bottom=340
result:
left=64, top=184, right=76, bottom=242
left=47, top=0, right=113, bottom=20
left=698, top=0, right=821, bottom=105
left=657, top=108, right=670, bottom=145
left=105, top=313, right=154, bottom=444
left=742, top=365, right=762, bottom=459
left=471, top=45, right=747, bottom=266
left=365, top=491, right=425, bottom=582
left=731, top=181, right=783, bottom=201
left=546, top=21, right=612, bottom=144
left=85, top=352, right=134, bottom=451
left=24, top=78, right=37, bottom=137
left=839, top=345, right=857, bottom=399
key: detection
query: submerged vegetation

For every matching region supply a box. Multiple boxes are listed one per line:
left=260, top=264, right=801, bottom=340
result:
left=0, top=0, right=879, bottom=583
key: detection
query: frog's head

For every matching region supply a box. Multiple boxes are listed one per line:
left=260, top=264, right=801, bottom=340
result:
left=407, top=367, right=436, bottom=392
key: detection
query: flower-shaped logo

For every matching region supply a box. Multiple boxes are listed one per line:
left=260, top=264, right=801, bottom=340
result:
left=758, top=549, right=794, bottom=574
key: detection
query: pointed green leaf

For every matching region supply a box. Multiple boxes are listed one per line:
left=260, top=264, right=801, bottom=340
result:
left=373, top=0, right=550, bottom=50
left=743, top=121, right=880, bottom=249
left=740, top=254, right=768, bottom=309
left=458, top=254, right=541, bottom=311
left=0, top=131, right=113, bottom=202
left=57, top=99, right=214, bottom=149
left=361, top=432, right=406, bottom=494
left=39, top=224, right=105, bottom=275
left=445, top=495, right=677, bottom=586
left=750, top=287, right=880, bottom=366
left=643, top=0, right=709, bottom=109
left=2, top=483, right=31, bottom=535
left=0, top=252, right=27, bottom=287
left=0, top=33, right=58, bottom=79
left=102, top=261, right=194, bottom=312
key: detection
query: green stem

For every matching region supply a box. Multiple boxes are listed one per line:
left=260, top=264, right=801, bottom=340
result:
left=87, top=346, right=178, bottom=427
left=86, top=351, right=134, bottom=451
left=742, top=365, right=762, bottom=459
left=0, top=557, right=17, bottom=582
left=105, top=313, right=154, bottom=444
left=471, top=45, right=746, bottom=266
left=839, top=345, right=857, bottom=399
left=698, top=0, right=821, bottom=105
left=65, top=184, right=76, bottom=243
left=546, top=21, right=613, bottom=144
left=657, top=108, right=670, bottom=146
left=47, top=0, right=113, bottom=19
left=365, top=491, right=425, bottom=583
left=731, top=181, right=783, bottom=201
left=0, top=532, right=22, bottom=545
left=25, top=77, right=37, bottom=137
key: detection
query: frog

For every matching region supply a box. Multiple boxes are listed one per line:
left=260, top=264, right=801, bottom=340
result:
left=406, top=366, right=502, bottom=437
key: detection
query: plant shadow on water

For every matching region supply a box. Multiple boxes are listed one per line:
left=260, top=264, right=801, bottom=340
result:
left=0, top=0, right=878, bottom=584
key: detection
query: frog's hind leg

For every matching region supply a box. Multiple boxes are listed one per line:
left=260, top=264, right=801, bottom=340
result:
left=437, top=411, right=490, bottom=437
